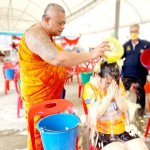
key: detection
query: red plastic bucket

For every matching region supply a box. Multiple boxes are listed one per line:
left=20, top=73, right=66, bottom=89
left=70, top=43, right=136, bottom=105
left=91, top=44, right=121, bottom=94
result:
left=140, top=48, right=150, bottom=69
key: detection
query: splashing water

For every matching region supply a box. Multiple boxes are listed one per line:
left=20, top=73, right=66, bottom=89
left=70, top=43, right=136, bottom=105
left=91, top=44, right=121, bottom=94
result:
left=107, top=108, right=127, bottom=150
left=87, top=101, right=99, bottom=148
left=86, top=93, right=141, bottom=149
left=81, top=80, right=143, bottom=149
left=65, top=127, right=69, bottom=130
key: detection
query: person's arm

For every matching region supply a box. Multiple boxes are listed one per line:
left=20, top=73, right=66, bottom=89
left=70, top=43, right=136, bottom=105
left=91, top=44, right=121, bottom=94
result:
left=25, top=24, right=110, bottom=67
left=96, top=80, right=118, bottom=117
left=82, top=82, right=112, bottom=116
left=83, top=83, right=97, bottom=109
left=115, top=88, right=128, bottom=113
left=121, top=43, right=126, bottom=59
left=83, top=82, right=106, bottom=130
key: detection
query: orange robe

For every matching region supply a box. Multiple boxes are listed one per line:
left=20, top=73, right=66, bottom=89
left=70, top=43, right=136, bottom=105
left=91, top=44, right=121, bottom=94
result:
left=18, top=35, right=67, bottom=150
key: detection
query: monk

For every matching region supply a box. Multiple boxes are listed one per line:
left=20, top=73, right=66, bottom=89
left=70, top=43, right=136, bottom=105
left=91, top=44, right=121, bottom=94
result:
left=18, top=3, right=110, bottom=150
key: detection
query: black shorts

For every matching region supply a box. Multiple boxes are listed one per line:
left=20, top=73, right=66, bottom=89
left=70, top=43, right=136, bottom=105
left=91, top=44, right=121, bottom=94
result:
left=95, top=131, right=139, bottom=149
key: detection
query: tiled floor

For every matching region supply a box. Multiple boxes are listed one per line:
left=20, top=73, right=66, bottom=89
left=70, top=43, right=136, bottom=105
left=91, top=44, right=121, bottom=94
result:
left=0, top=63, right=150, bottom=150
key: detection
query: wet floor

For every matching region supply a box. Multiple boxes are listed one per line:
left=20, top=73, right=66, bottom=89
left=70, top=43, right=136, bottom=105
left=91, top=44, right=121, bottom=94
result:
left=0, top=63, right=150, bottom=150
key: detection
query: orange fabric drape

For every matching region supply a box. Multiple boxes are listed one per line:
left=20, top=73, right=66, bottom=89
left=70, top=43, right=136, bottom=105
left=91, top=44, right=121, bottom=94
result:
left=19, top=35, right=67, bottom=150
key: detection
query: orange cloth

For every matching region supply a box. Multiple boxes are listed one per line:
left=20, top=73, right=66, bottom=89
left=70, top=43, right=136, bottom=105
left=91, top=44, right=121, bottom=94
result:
left=19, top=35, right=66, bottom=104
left=18, top=35, right=67, bottom=150
left=83, top=77, right=126, bottom=135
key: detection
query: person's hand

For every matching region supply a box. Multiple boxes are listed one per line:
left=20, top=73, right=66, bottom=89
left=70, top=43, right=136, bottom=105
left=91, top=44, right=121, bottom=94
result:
left=107, top=80, right=118, bottom=101
left=114, top=88, right=124, bottom=100
left=91, top=41, right=111, bottom=59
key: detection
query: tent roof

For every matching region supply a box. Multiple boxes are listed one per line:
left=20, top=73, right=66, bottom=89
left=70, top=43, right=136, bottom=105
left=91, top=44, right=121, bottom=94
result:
left=0, top=0, right=150, bottom=35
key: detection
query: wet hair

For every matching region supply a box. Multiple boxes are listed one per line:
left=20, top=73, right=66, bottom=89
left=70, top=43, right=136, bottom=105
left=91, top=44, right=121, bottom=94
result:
left=98, top=61, right=120, bottom=85
left=42, top=3, right=65, bottom=19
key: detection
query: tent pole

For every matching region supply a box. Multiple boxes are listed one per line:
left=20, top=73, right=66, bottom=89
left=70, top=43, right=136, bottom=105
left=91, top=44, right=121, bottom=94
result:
left=114, top=0, right=121, bottom=39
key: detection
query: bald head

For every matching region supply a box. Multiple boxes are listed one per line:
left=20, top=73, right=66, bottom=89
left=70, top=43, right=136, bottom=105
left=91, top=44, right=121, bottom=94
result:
left=42, top=3, right=65, bottom=19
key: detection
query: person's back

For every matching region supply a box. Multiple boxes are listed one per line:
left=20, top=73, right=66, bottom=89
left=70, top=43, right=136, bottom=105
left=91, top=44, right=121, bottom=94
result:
left=19, top=33, right=67, bottom=149
left=19, top=35, right=67, bottom=103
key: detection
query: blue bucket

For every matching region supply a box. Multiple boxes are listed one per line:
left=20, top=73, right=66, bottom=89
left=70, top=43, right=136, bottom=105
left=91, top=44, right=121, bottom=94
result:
left=4, top=68, right=15, bottom=79
left=37, top=113, right=80, bottom=150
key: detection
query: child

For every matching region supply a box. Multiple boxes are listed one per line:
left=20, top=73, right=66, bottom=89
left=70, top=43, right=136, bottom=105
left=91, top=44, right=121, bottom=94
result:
left=83, top=60, right=148, bottom=150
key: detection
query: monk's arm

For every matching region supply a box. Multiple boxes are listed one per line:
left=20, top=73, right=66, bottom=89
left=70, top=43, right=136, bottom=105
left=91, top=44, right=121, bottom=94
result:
left=25, top=25, right=109, bottom=67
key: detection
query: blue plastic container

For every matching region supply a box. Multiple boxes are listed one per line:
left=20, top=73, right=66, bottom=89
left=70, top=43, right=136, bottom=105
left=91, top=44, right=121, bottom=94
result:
left=80, top=72, right=93, bottom=84
left=4, top=68, right=15, bottom=79
left=37, top=113, right=80, bottom=150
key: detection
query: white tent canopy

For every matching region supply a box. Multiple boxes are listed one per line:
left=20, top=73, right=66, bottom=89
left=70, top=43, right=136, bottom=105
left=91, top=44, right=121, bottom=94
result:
left=0, top=0, right=150, bottom=35
left=0, top=0, right=150, bottom=50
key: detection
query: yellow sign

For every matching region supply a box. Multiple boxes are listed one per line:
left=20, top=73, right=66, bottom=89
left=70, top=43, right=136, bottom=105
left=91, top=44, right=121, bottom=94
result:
left=126, top=46, right=131, bottom=51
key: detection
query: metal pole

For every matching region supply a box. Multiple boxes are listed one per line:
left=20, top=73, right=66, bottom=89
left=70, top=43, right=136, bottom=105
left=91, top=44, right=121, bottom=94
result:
left=114, top=0, right=121, bottom=39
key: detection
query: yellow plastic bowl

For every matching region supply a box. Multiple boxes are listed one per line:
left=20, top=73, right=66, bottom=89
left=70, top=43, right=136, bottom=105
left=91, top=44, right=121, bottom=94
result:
left=104, top=37, right=124, bottom=63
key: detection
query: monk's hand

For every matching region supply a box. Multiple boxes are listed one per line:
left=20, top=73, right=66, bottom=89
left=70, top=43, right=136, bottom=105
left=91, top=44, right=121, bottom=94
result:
left=91, top=41, right=111, bottom=59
